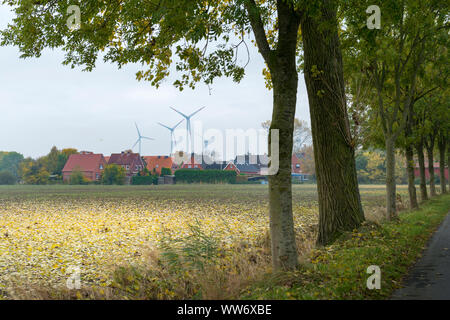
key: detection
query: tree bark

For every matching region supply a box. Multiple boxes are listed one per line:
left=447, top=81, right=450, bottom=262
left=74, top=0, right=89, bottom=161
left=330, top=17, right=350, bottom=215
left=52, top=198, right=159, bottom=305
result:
left=268, top=62, right=300, bottom=271
left=416, top=139, right=428, bottom=201
left=405, top=144, right=418, bottom=209
left=245, top=0, right=301, bottom=270
left=385, top=138, right=397, bottom=219
left=426, top=144, right=436, bottom=196
left=438, top=135, right=447, bottom=193
left=300, top=1, right=365, bottom=245
left=404, top=101, right=418, bottom=209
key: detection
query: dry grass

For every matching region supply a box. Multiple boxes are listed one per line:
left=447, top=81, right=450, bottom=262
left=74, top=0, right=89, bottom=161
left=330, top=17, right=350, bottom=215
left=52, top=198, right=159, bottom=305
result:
left=0, top=184, right=410, bottom=300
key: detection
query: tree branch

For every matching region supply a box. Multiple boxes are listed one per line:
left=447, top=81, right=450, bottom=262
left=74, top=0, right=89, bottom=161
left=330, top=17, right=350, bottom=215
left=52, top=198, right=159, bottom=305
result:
left=244, top=0, right=273, bottom=66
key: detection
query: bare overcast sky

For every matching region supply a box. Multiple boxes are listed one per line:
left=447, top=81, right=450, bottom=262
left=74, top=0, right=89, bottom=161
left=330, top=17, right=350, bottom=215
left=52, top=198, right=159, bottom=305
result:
left=0, top=5, right=310, bottom=159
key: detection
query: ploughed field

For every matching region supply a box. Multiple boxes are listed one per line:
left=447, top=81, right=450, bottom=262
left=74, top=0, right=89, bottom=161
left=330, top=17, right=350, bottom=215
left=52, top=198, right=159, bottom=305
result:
left=0, top=184, right=407, bottom=293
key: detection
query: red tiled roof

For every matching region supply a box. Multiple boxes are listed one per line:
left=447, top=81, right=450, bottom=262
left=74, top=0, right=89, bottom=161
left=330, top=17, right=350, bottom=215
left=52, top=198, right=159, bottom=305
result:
left=108, top=152, right=144, bottom=166
left=143, top=156, right=174, bottom=174
left=62, top=154, right=106, bottom=173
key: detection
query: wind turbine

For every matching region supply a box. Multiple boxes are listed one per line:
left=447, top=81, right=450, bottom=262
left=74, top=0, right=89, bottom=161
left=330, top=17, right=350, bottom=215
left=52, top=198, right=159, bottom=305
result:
left=170, top=106, right=205, bottom=154
left=132, top=122, right=154, bottom=155
left=157, top=119, right=184, bottom=155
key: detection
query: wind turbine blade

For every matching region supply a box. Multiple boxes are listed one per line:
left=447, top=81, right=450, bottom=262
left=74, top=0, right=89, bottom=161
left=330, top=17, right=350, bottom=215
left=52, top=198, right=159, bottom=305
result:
left=172, top=119, right=184, bottom=130
left=189, top=106, right=206, bottom=117
left=132, top=138, right=140, bottom=149
left=170, top=107, right=188, bottom=118
left=135, top=122, right=141, bottom=137
left=158, top=122, right=172, bottom=130
left=142, top=136, right=155, bottom=140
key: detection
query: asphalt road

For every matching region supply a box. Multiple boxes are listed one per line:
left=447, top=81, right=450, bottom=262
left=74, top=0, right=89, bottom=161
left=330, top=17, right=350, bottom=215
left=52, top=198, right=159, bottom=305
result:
left=392, top=212, right=450, bottom=300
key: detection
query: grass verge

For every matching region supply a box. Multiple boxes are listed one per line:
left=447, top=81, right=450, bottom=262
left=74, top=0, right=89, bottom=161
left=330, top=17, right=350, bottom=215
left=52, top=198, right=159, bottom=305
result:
left=242, top=194, right=450, bottom=299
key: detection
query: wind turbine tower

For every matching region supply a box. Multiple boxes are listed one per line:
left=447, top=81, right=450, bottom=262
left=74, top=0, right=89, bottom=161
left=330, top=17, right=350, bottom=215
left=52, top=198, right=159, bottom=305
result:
left=157, top=119, right=184, bottom=155
left=132, top=122, right=154, bottom=155
left=170, top=106, right=205, bottom=154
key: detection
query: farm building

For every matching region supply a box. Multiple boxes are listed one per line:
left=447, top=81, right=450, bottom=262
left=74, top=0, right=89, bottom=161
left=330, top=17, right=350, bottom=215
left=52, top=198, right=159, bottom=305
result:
left=292, top=153, right=304, bottom=174
left=143, top=155, right=177, bottom=175
left=414, top=162, right=449, bottom=180
left=108, top=151, right=146, bottom=177
left=180, top=153, right=204, bottom=169
left=62, top=151, right=107, bottom=182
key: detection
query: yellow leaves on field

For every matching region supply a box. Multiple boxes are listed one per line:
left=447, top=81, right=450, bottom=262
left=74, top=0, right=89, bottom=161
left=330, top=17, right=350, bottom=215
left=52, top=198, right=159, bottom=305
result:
left=0, top=194, right=318, bottom=292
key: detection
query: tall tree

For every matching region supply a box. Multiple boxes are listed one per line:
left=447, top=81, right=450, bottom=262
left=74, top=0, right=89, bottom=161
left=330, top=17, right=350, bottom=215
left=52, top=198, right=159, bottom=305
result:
left=299, top=1, right=364, bottom=245
left=1, top=0, right=366, bottom=268
left=342, top=0, right=447, bottom=218
left=422, top=96, right=439, bottom=196
left=404, top=100, right=418, bottom=208
left=0, top=151, right=24, bottom=178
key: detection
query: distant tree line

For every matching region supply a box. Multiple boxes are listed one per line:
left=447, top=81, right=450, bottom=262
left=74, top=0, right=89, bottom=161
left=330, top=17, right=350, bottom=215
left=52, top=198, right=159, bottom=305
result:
left=0, top=146, right=77, bottom=185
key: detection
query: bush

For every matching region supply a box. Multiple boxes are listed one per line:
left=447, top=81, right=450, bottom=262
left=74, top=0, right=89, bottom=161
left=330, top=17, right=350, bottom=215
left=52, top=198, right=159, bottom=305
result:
left=132, top=175, right=158, bottom=185
left=175, top=169, right=236, bottom=184
left=110, top=222, right=225, bottom=299
left=0, top=170, right=16, bottom=185
left=101, top=164, right=126, bottom=185
left=69, top=169, right=88, bottom=185
left=159, top=222, right=220, bottom=272
left=161, top=167, right=172, bottom=176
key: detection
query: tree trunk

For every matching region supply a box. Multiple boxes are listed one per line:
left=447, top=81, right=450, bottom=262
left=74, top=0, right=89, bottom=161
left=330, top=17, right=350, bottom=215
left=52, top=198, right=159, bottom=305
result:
left=438, top=135, right=447, bottom=193
left=258, top=2, right=301, bottom=271
left=300, top=2, right=365, bottom=245
left=404, top=101, right=418, bottom=209
left=426, top=145, right=436, bottom=196
left=405, top=144, right=418, bottom=209
left=268, top=67, right=300, bottom=271
left=416, top=140, right=428, bottom=201
left=385, top=138, right=397, bottom=219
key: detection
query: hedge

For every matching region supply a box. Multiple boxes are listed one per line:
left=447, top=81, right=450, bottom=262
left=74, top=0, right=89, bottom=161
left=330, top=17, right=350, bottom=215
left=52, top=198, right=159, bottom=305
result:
left=174, top=169, right=236, bottom=184
left=131, top=175, right=158, bottom=185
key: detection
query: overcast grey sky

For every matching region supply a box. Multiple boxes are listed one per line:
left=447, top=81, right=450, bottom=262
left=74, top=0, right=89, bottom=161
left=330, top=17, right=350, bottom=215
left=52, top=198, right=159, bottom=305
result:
left=0, top=5, right=310, bottom=159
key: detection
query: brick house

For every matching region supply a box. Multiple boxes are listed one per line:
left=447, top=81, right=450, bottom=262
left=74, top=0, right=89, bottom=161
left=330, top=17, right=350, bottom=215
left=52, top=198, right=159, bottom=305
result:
left=232, top=154, right=270, bottom=176
left=414, top=162, right=449, bottom=180
left=223, top=161, right=240, bottom=173
left=62, top=151, right=107, bottom=182
left=108, top=151, right=146, bottom=177
left=143, top=156, right=176, bottom=175
left=292, top=153, right=304, bottom=174
left=180, top=154, right=204, bottom=170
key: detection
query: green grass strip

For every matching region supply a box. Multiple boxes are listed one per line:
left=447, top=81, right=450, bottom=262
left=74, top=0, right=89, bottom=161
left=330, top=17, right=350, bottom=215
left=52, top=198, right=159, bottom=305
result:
left=244, top=194, right=450, bottom=300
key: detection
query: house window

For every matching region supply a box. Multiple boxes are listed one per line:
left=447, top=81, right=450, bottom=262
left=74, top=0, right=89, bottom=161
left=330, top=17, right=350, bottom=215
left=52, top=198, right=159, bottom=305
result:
left=99, top=165, right=103, bottom=170
left=156, top=165, right=159, bottom=168
left=188, top=165, right=192, bottom=168
left=126, top=165, right=129, bottom=170
left=296, top=164, right=300, bottom=168
left=194, top=165, right=198, bottom=168
left=96, top=173, right=100, bottom=180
